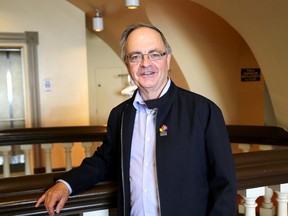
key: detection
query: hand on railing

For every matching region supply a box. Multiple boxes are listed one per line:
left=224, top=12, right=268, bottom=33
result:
left=35, top=181, right=70, bottom=216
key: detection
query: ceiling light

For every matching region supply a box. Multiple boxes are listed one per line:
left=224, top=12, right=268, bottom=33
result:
left=93, top=10, right=103, bottom=32
left=126, top=0, right=139, bottom=9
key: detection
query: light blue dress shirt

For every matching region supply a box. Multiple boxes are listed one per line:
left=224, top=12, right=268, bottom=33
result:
left=130, top=79, right=171, bottom=216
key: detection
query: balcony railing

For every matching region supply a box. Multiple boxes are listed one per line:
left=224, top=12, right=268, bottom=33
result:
left=0, top=125, right=287, bottom=216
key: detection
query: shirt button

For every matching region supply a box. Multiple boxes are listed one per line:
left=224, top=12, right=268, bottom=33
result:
left=144, top=188, right=148, bottom=192
left=146, top=137, right=150, bottom=141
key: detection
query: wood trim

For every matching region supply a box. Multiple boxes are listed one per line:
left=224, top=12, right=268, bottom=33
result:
left=0, top=125, right=107, bottom=146
left=227, top=125, right=288, bottom=145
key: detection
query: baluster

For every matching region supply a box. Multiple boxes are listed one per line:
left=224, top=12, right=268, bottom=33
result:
left=94, top=141, right=102, bottom=148
left=0, top=146, right=12, bottom=177
left=20, top=145, right=33, bottom=175
left=62, top=143, right=74, bottom=171
left=81, top=142, right=93, bottom=157
left=238, top=143, right=252, bottom=152
left=273, top=183, right=288, bottom=216
left=239, top=186, right=265, bottom=216
left=41, top=144, right=53, bottom=173
left=259, top=145, right=273, bottom=151
left=238, top=197, right=245, bottom=214
left=259, top=186, right=275, bottom=216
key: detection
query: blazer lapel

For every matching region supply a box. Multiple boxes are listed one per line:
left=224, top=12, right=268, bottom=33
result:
left=121, top=103, right=136, bottom=184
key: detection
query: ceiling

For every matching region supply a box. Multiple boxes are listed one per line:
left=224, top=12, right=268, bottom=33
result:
left=67, top=0, right=152, bottom=55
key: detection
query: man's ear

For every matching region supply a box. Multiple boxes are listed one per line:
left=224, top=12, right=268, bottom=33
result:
left=166, top=53, right=172, bottom=70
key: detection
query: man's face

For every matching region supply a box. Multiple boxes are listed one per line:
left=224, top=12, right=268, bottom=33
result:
left=125, top=27, right=171, bottom=99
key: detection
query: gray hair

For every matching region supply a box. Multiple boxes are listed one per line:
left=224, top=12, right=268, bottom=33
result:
left=120, top=23, right=172, bottom=60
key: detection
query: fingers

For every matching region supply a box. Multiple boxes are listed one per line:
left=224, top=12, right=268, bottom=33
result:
left=44, top=190, right=58, bottom=215
left=35, top=189, right=57, bottom=216
left=35, top=182, right=69, bottom=216
left=55, top=196, right=69, bottom=214
left=35, top=194, right=46, bottom=207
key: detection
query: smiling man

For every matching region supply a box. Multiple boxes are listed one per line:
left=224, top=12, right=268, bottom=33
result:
left=123, top=26, right=171, bottom=100
left=36, top=23, right=237, bottom=216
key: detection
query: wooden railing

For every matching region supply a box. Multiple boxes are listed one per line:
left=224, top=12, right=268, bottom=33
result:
left=0, top=125, right=107, bottom=176
left=227, top=125, right=288, bottom=146
left=235, top=148, right=288, bottom=190
left=0, top=172, right=117, bottom=215
left=0, top=125, right=288, bottom=215
left=0, top=125, right=107, bottom=145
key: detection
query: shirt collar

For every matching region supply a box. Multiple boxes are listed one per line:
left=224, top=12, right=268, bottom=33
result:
left=133, top=78, right=171, bottom=110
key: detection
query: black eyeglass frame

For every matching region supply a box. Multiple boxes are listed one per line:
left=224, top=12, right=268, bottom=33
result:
left=126, top=51, right=166, bottom=63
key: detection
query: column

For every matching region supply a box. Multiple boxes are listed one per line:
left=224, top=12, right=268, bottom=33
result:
left=238, top=186, right=265, bottom=216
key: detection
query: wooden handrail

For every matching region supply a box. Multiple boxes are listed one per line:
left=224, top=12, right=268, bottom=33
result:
left=227, top=125, right=288, bottom=145
left=0, top=172, right=117, bottom=215
left=0, top=125, right=287, bottom=147
left=0, top=125, right=107, bottom=146
left=235, top=149, right=288, bottom=189
left=1, top=148, right=288, bottom=215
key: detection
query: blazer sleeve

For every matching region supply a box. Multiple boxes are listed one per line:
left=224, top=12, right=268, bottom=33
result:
left=204, top=103, right=238, bottom=215
left=58, top=113, right=117, bottom=195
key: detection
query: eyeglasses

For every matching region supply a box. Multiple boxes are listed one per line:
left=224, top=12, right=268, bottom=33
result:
left=126, top=51, right=166, bottom=63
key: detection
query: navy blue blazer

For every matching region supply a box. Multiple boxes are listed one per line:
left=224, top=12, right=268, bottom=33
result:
left=61, top=81, right=237, bottom=216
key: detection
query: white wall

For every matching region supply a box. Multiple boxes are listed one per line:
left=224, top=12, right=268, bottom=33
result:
left=86, top=30, right=129, bottom=125
left=0, top=0, right=89, bottom=127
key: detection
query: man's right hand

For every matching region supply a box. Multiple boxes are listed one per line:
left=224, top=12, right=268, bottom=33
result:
left=35, top=181, right=70, bottom=216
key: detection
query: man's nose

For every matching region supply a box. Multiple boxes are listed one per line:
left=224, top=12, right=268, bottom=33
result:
left=141, top=54, right=151, bottom=65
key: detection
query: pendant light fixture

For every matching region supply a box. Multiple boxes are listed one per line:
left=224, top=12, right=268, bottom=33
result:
left=93, top=9, right=103, bottom=32
left=126, top=0, right=139, bottom=9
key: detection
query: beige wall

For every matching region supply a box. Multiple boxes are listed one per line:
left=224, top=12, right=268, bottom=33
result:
left=191, top=0, right=288, bottom=129
left=0, top=0, right=89, bottom=168
left=147, top=0, right=263, bottom=125
left=0, top=0, right=89, bottom=126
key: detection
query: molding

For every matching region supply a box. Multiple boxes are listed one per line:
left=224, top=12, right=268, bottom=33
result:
left=0, top=32, right=25, bottom=43
left=0, top=32, right=40, bottom=127
left=25, top=31, right=39, bottom=45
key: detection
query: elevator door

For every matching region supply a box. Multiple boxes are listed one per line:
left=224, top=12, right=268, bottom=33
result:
left=0, top=49, right=25, bottom=129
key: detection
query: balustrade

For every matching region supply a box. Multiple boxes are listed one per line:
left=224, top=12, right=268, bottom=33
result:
left=0, top=125, right=287, bottom=215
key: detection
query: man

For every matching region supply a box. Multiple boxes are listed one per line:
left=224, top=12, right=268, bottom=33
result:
left=36, top=23, right=237, bottom=216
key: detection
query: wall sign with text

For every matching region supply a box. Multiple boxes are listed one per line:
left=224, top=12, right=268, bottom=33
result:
left=241, top=68, right=261, bottom=82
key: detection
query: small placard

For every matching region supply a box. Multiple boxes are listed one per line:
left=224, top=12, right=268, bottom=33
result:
left=241, top=68, right=261, bottom=82
left=43, top=78, right=52, bottom=91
